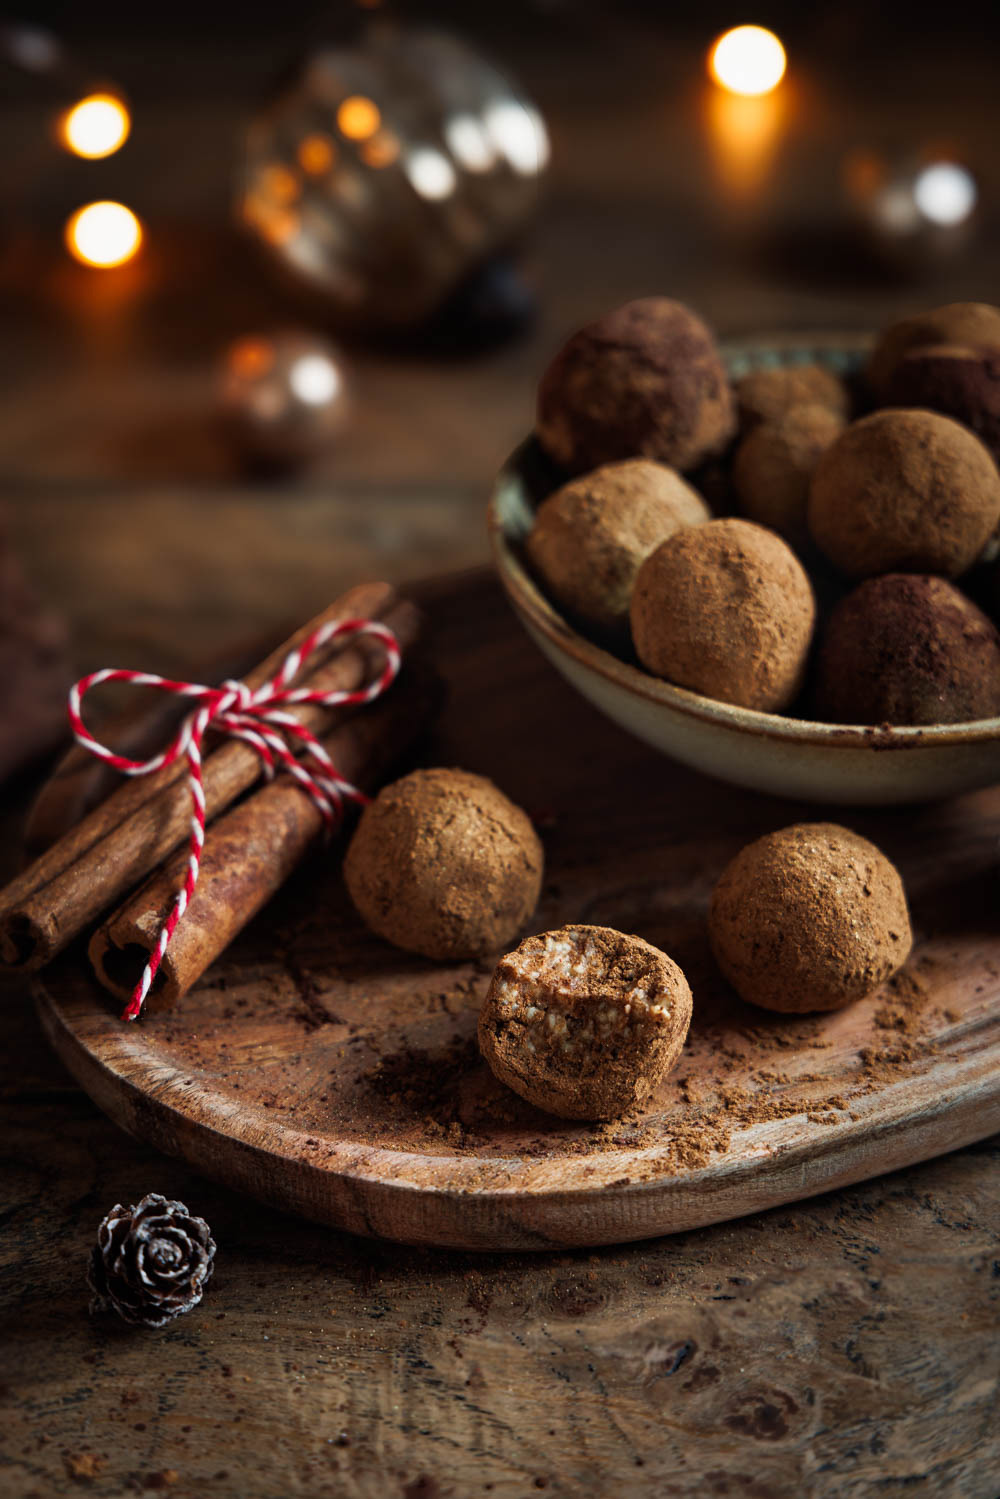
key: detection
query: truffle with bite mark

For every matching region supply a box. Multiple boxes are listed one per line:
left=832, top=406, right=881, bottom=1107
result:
left=808, top=408, right=1000, bottom=579
left=536, top=298, right=736, bottom=475
left=710, top=823, right=913, bottom=1014
left=526, top=459, right=710, bottom=635
left=867, top=301, right=1000, bottom=399
left=478, top=924, right=693, bottom=1120
left=815, top=573, right=1000, bottom=725
left=629, top=517, right=816, bottom=711
left=885, top=343, right=1000, bottom=466
left=732, top=403, right=844, bottom=544
left=344, top=769, right=543, bottom=961
left=736, top=364, right=849, bottom=432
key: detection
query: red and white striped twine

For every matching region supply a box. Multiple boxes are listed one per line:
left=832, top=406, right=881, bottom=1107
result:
left=68, top=616, right=401, bottom=1022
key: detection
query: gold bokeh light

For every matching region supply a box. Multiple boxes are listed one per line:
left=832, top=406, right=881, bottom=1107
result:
left=709, top=26, right=786, bottom=98
left=65, top=201, right=143, bottom=268
left=336, top=95, right=381, bottom=141
left=60, top=93, right=131, bottom=159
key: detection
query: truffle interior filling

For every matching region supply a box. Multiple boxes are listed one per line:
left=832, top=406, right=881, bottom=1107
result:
left=490, top=931, right=671, bottom=1058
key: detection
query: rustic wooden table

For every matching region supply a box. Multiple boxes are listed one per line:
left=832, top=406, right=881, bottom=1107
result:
left=1, top=9, right=998, bottom=1496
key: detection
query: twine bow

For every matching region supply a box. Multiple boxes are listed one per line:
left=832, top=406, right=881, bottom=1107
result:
left=68, top=616, right=401, bottom=1021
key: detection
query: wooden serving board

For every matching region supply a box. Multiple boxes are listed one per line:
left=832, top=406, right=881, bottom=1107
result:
left=34, top=569, right=1000, bottom=1250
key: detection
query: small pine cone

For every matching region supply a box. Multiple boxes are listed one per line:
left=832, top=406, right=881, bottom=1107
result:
left=87, top=1193, right=216, bottom=1329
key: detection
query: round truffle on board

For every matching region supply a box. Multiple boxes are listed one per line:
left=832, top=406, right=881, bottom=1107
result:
left=885, top=344, right=1000, bottom=465
left=867, top=301, right=1000, bottom=400
left=478, top=924, right=693, bottom=1121
left=629, top=517, right=816, bottom=712
left=535, top=298, right=737, bottom=475
left=732, top=403, right=844, bottom=545
left=343, top=769, right=543, bottom=961
left=808, top=408, right=1000, bottom=580
left=525, top=459, right=710, bottom=635
left=735, top=364, right=850, bottom=432
left=815, top=573, right=1000, bottom=726
left=709, top=823, right=913, bottom=1015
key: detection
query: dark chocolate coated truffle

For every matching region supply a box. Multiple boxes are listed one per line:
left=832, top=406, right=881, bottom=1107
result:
left=815, top=573, right=1000, bottom=725
left=808, top=409, right=1000, bottom=579
left=526, top=459, right=710, bottom=634
left=736, top=364, right=849, bottom=431
left=344, top=769, right=543, bottom=961
left=732, top=403, right=844, bottom=544
left=885, top=343, right=1000, bottom=465
left=478, top=924, right=692, bottom=1120
left=536, top=298, right=736, bottom=475
left=867, top=302, right=1000, bottom=399
left=710, top=823, right=913, bottom=1014
left=629, top=517, right=816, bottom=712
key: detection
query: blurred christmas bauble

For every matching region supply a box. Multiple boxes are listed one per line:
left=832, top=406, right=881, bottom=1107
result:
left=218, top=330, right=349, bottom=465
left=238, top=27, right=549, bottom=333
left=842, top=149, right=979, bottom=272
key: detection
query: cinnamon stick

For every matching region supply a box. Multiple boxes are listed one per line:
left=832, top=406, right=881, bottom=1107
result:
left=89, top=665, right=441, bottom=1009
left=0, top=583, right=420, bottom=972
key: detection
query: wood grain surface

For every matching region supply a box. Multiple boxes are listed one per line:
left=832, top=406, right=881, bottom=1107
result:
left=31, top=570, right=1000, bottom=1251
left=3, top=12, right=1000, bottom=1492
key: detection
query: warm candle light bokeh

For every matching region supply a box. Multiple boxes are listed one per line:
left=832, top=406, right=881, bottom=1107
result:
left=709, top=25, right=786, bottom=97
left=336, top=95, right=381, bottom=141
left=59, top=92, right=130, bottom=158
left=65, top=201, right=143, bottom=267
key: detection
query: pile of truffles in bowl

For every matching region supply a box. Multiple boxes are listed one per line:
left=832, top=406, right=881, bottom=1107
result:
left=489, top=298, right=1000, bottom=804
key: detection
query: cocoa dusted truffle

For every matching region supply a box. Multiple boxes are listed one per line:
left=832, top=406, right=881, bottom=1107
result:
left=808, top=409, right=1000, bottom=579
left=344, top=769, right=543, bottom=961
left=536, top=298, right=736, bottom=475
left=629, top=518, right=816, bottom=711
left=885, top=344, right=1000, bottom=465
left=867, top=301, right=1000, bottom=399
left=815, top=574, right=1000, bottom=725
left=732, top=403, right=844, bottom=544
left=526, top=459, right=710, bottom=635
left=709, top=823, right=913, bottom=1014
left=478, top=924, right=692, bottom=1120
left=735, top=364, right=849, bottom=431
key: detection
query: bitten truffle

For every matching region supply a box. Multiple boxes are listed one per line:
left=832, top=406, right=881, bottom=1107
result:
left=526, top=459, right=710, bottom=635
left=478, top=924, right=693, bottom=1120
left=867, top=302, right=1000, bottom=399
left=885, top=344, right=1000, bottom=465
left=732, top=403, right=845, bottom=544
left=536, top=298, right=736, bottom=475
left=709, top=823, right=913, bottom=1014
left=815, top=573, right=1000, bottom=725
left=629, top=518, right=816, bottom=711
left=344, top=769, right=543, bottom=961
left=808, top=408, right=1000, bottom=579
left=735, top=364, right=849, bottom=431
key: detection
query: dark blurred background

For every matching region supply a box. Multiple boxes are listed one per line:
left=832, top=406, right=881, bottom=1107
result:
left=1, top=0, right=999, bottom=676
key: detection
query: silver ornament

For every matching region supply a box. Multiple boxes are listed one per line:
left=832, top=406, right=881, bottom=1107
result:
left=238, top=26, right=548, bottom=331
left=842, top=149, right=979, bottom=271
left=218, top=330, right=349, bottom=465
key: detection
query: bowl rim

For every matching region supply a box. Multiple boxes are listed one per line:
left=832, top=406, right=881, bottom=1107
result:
left=488, top=331, right=1000, bottom=753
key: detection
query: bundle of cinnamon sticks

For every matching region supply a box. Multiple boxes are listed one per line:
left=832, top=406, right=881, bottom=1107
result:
left=0, top=582, right=437, bottom=1013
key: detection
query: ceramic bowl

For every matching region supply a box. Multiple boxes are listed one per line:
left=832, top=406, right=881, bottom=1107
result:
left=487, top=332, right=1000, bottom=805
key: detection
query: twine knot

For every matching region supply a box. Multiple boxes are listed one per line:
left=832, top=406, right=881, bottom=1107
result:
left=68, top=616, right=400, bottom=1021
